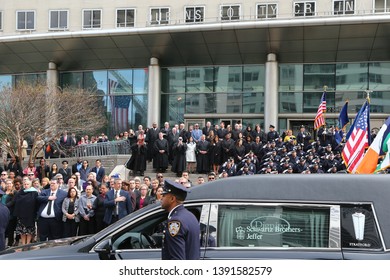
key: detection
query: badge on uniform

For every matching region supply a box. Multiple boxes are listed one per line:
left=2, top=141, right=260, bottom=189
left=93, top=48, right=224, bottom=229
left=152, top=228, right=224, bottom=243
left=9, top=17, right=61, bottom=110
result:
left=168, top=221, right=181, bottom=237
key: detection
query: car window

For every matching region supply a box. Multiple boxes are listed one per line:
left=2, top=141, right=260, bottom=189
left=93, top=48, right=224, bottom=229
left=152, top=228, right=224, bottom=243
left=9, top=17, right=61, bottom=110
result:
left=110, top=205, right=204, bottom=251
left=215, top=204, right=332, bottom=248
left=341, top=204, right=383, bottom=250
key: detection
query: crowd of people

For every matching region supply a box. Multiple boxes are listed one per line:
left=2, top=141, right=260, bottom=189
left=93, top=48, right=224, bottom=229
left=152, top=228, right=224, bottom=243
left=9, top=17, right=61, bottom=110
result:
left=0, top=157, right=172, bottom=250
left=0, top=119, right=372, bottom=251
left=125, top=120, right=349, bottom=177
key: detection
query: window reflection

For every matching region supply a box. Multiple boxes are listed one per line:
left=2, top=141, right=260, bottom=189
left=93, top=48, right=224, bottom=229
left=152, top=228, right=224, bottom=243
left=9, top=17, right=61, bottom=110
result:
left=108, top=70, right=132, bottom=94
left=303, top=64, right=335, bottom=90
left=336, top=63, right=368, bottom=90
left=214, top=66, right=242, bottom=92
left=185, top=93, right=216, bottom=114
left=162, top=68, right=185, bottom=93
left=186, top=67, right=214, bottom=93
left=133, top=69, right=148, bottom=93
left=243, top=92, right=264, bottom=114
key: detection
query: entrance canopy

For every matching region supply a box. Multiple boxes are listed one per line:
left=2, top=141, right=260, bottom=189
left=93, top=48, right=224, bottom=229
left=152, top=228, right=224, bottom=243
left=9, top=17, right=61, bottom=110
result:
left=0, top=15, right=390, bottom=74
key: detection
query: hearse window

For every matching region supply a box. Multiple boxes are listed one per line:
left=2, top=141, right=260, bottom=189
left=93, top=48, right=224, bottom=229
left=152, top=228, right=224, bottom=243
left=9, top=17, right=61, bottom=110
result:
left=341, top=204, right=383, bottom=250
left=217, top=205, right=330, bottom=248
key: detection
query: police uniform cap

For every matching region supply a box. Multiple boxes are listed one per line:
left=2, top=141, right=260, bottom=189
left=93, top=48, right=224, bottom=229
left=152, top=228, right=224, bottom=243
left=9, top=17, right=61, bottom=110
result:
left=163, top=180, right=189, bottom=200
left=287, top=166, right=293, bottom=170
left=300, top=125, right=305, bottom=128
left=269, top=125, right=275, bottom=128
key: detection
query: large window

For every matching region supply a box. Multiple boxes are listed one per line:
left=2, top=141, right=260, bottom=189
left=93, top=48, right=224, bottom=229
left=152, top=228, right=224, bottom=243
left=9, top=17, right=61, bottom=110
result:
left=116, top=9, right=135, bottom=28
left=217, top=205, right=330, bottom=248
left=220, top=5, right=241, bottom=21
left=257, top=3, right=278, bottom=19
left=49, top=10, right=68, bottom=30
left=83, top=9, right=102, bottom=29
left=185, top=6, right=205, bottom=23
left=303, top=64, right=335, bottom=90
left=60, top=69, right=148, bottom=133
left=17, top=10, right=35, bottom=30
left=294, top=2, right=316, bottom=17
left=375, top=0, right=390, bottom=12
left=149, top=8, right=170, bottom=25
left=333, top=0, right=355, bottom=15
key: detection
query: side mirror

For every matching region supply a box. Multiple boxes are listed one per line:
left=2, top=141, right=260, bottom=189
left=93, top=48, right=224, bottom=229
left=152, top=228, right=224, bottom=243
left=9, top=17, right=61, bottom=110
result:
left=95, top=239, right=114, bottom=260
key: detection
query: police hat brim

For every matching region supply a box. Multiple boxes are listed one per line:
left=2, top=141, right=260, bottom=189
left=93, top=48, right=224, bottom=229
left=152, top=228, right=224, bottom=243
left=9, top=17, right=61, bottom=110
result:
left=163, top=180, right=189, bottom=200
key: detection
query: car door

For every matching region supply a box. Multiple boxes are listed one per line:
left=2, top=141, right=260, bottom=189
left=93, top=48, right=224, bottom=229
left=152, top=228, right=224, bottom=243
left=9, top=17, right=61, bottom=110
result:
left=94, top=203, right=208, bottom=260
left=203, top=203, right=344, bottom=260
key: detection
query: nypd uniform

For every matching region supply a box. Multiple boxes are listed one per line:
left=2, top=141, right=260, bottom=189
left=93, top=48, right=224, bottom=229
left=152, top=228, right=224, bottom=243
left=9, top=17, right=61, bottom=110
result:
left=161, top=181, right=200, bottom=260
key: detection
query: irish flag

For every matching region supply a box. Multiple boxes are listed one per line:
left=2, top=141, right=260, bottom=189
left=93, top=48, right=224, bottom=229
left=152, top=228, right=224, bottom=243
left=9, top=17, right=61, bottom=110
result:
left=355, top=117, right=390, bottom=174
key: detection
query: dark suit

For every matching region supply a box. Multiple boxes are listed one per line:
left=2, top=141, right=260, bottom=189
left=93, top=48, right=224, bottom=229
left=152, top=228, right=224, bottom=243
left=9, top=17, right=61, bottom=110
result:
left=59, top=167, right=72, bottom=183
left=103, top=189, right=132, bottom=225
left=37, top=188, right=67, bottom=241
left=91, top=166, right=105, bottom=183
left=0, top=203, right=10, bottom=251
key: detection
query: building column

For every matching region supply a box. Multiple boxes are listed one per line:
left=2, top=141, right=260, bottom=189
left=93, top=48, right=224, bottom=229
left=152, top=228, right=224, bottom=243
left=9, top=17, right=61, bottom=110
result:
left=47, top=61, right=59, bottom=92
left=46, top=62, right=59, bottom=132
left=147, top=57, right=161, bottom=126
left=264, top=53, right=279, bottom=130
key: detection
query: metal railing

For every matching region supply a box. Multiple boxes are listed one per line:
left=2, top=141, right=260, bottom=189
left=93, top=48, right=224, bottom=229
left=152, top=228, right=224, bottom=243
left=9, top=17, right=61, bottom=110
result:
left=71, top=140, right=130, bottom=158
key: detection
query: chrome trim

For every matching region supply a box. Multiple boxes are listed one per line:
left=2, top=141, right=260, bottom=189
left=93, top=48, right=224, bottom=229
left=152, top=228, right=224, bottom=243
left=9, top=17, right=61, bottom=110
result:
left=371, top=204, right=388, bottom=251
left=329, top=206, right=341, bottom=248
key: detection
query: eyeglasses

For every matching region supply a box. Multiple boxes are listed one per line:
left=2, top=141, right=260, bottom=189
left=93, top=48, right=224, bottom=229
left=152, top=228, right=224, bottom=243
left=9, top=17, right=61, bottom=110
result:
left=1, top=173, right=6, bottom=176
left=157, top=176, right=163, bottom=178
left=28, top=174, right=34, bottom=176
left=208, top=177, right=215, bottom=180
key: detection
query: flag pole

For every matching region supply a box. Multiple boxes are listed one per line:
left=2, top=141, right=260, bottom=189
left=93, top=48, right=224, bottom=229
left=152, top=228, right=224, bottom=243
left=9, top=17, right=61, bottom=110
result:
left=322, top=85, right=327, bottom=142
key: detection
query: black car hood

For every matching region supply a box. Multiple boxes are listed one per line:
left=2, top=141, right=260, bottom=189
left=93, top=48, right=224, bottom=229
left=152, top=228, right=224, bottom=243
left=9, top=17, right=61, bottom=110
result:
left=0, top=235, right=90, bottom=255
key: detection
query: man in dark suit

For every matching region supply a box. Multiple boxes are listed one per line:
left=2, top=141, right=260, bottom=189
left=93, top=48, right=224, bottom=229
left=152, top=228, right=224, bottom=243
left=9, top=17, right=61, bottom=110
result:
left=0, top=189, right=10, bottom=251
left=36, top=158, right=50, bottom=182
left=59, top=130, right=73, bottom=157
left=59, top=160, right=72, bottom=184
left=91, top=159, right=105, bottom=183
left=72, top=158, right=83, bottom=174
left=146, top=122, right=160, bottom=162
left=103, top=178, right=132, bottom=225
left=36, top=179, right=67, bottom=241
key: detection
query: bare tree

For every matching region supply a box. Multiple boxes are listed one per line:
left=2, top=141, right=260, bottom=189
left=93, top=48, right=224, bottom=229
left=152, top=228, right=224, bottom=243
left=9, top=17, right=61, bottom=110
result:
left=0, top=82, right=107, bottom=167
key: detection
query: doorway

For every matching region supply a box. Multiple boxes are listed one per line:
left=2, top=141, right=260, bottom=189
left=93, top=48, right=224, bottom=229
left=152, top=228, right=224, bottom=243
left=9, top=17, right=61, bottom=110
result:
left=290, top=120, right=314, bottom=138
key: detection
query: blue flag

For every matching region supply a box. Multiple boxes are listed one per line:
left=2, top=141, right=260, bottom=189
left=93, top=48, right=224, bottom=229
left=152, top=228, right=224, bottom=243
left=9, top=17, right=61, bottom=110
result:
left=338, top=101, right=349, bottom=129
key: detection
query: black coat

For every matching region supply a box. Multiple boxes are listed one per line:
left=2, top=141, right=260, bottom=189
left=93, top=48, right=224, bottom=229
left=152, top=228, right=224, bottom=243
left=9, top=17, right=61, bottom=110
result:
left=127, top=144, right=147, bottom=172
left=153, top=138, right=169, bottom=170
left=171, top=142, right=187, bottom=174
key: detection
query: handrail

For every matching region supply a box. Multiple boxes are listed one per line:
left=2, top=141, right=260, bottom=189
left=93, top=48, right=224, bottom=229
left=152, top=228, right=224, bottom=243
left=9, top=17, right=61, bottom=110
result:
left=71, top=140, right=130, bottom=157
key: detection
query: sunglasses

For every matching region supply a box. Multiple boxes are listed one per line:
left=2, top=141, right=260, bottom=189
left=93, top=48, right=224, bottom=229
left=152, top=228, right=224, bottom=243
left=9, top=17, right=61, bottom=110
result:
left=157, top=176, right=163, bottom=178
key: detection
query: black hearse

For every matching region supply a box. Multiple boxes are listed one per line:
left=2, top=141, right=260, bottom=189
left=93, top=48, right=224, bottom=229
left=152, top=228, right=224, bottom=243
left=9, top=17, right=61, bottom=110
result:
left=0, top=174, right=389, bottom=259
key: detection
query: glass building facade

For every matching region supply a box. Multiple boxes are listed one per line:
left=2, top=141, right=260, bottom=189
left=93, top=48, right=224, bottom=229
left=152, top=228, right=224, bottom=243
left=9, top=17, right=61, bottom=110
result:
left=1, top=62, right=390, bottom=136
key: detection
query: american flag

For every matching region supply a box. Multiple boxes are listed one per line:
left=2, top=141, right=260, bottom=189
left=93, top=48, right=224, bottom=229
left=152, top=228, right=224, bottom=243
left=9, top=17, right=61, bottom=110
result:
left=342, top=101, right=370, bottom=173
left=314, top=92, right=326, bottom=130
left=109, top=78, right=130, bottom=133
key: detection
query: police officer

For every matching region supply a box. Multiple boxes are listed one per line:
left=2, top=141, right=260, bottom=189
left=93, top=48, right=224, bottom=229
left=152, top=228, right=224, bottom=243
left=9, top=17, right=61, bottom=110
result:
left=161, top=180, right=200, bottom=260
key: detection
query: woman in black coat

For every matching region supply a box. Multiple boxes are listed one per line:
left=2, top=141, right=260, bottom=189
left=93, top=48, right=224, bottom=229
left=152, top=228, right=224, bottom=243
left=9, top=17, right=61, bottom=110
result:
left=171, top=137, right=187, bottom=177
left=127, top=138, right=147, bottom=176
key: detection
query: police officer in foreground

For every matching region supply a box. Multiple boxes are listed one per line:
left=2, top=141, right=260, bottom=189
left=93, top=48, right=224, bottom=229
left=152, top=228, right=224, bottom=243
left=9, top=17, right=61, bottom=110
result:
left=161, top=180, right=200, bottom=260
